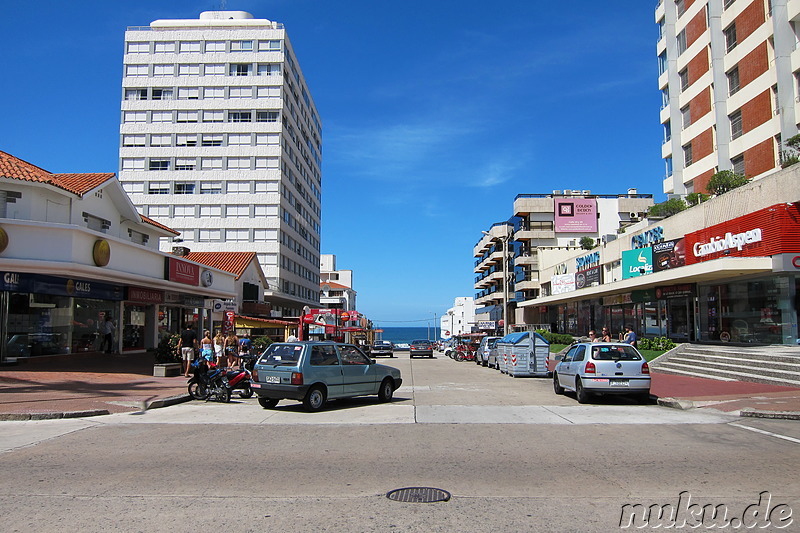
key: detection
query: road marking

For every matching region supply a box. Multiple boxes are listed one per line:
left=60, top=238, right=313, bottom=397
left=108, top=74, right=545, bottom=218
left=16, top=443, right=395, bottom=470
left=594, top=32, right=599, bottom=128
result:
left=729, top=423, right=800, bottom=445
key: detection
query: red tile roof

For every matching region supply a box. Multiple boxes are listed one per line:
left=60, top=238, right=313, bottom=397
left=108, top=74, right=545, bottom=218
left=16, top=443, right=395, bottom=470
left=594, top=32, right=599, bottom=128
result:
left=184, top=251, right=258, bottom=279
left=0, top=150, right=113, bottom=197
left=140, top=214, right=180, bottom=235
left=321, top=281, right=350, bottom=290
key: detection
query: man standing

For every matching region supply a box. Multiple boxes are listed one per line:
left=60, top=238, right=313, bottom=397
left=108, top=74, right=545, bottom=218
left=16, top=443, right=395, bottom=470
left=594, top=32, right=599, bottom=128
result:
left=178, top=323, right=199, bottom=377
left=101, top=315, right=116, bottom=354
left=623, top=325, right=638, bottom=348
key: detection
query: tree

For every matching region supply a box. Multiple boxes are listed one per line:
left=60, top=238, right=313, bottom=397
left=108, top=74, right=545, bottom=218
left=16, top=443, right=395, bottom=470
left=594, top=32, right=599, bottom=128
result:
left=706, top=170, right=749, bottom=195
left=685, top=192, right=709, bottom=206
left=579, top=236, right=596, bottom=250
left=647, top=198, right=687, bottom=218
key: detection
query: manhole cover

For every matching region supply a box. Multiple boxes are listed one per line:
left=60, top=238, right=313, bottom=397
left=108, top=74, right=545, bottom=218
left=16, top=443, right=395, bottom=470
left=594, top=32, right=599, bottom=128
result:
left=386, top=487, right=451, bottom=503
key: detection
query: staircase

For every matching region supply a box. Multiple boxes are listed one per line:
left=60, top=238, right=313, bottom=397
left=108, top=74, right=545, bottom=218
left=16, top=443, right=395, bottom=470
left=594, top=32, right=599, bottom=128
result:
left=650, top=344, right=800, bottom=388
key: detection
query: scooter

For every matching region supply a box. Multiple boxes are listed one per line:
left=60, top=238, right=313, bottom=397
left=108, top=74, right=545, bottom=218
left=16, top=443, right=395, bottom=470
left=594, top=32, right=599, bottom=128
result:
left=222, top=361, right=253, bottom=399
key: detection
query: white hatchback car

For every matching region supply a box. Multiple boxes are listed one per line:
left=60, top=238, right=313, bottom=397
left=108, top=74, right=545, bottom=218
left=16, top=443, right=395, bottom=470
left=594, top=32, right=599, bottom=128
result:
left=552, top=342, right=651, bottom=404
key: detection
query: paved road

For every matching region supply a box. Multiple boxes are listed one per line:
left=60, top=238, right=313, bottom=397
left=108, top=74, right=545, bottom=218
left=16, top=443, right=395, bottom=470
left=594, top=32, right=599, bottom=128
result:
left=1, top=353, right=798, bottom=532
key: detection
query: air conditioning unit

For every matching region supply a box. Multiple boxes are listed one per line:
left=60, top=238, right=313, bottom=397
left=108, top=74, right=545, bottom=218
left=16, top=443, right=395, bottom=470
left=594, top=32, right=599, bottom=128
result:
left=563, top=189, right=573, bottom=196
left=582, top=190, right=591, bottom=195
left=552, top=190, right=562, bottom=195
left=629, top=212, right=640, bottom=221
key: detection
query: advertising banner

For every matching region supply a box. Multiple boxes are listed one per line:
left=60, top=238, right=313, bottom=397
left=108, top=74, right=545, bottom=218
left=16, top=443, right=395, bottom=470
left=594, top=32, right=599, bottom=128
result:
left=554, top=199, right=597, bottom=233
left=622, top=248, right=653, bottom=279
left=164, top=257, right=200, bottom=286
left=551, top=273, right=576, bottom=295
left=652, top=238, right=686, bottom=272
left=575, top=266, right=602, bottom=289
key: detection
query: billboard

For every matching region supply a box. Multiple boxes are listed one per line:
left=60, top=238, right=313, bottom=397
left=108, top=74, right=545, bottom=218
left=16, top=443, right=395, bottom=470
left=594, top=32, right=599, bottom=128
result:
left=551, top=273, right=576, bottom=294
left=652, top=238, right=686, bottom=272
left=555, top=198, right=597, bottom=233
left=575, top=266, right=602, bottom=289
left=622, top=248, right=653, bottom=279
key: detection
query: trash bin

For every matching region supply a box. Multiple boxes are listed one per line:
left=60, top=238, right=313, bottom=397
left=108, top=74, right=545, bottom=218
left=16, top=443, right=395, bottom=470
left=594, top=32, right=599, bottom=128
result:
left=498, top=331, right=550, bottom=377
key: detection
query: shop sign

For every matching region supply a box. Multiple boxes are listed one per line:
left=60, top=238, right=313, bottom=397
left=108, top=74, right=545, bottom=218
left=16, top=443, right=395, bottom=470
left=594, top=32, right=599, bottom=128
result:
left=603, top=293, right=633, bottom=306
left=551, top=273, right=576, bottom=294
left=0, top=273, right=124, bottom=300
left=575, top=251, right=600, bottom=271
left=478, top=321, right=496, bottom=330
left=652, top=238, right=686, bottom=272
left=575, top=266, right=601, bottom=289
left=772, top=254, right=800, bottom=272
left=164, top=257, right=199, bottom=286
left=183, top=296, right=205, bottom=308
left=692, top=228, right=762, bottom=258
left=554, top=198, right=597, bottom=233
left=655, top=284, right=695, bottom=299
left=622, top=248, right=653, bottom=279
left=164, top=292, right=205, bottom=307
left=631, top=226, right=664, bottom=249
left=126, top=287, right=164, bottom=304
left=631, top=289, right=657, bottom=303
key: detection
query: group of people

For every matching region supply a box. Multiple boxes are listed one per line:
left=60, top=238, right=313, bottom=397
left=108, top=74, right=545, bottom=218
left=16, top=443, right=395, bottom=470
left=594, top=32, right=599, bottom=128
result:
left=177, top=324, right=253, bottom=377
left=588, top=325, right=637, bottom=346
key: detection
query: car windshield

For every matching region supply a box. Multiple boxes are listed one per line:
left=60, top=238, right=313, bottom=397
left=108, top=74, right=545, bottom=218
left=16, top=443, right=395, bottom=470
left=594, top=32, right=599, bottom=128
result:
left=259, top=343, right=303, bottom=365
left=591, top=345, right=642, bottom=361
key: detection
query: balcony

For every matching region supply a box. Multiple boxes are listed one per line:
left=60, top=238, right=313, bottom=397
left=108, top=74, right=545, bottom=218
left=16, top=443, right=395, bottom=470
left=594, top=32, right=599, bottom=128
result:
left=515, top=229, right=555, bottom=241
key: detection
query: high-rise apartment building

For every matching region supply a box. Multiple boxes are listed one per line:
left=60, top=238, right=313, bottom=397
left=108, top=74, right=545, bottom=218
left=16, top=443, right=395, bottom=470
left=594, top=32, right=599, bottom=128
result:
left=118, top=11, right=322, bottom=317
left=657, top=0, right=798, bottom=196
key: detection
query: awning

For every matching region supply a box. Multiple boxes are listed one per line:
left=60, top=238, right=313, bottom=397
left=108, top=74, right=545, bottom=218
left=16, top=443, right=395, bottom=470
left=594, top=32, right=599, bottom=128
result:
left=520, top=256, right=773, bottom=307
left=235, top=315, right=296, bottom=328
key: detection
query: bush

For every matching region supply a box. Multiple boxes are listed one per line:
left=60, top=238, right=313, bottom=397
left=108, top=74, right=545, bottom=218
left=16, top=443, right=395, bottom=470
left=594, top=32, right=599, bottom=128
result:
left=648, top=198, right=687, bottom=218
left=536, top=330, right=575, bottom=346
left=637, top=337, right=676, bottom=351
left=155, top=333, right=181, bottom=363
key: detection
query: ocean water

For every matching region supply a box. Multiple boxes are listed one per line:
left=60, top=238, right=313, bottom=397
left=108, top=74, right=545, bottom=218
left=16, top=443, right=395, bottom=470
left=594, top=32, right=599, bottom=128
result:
left=377, top=327, right=440, bottom=345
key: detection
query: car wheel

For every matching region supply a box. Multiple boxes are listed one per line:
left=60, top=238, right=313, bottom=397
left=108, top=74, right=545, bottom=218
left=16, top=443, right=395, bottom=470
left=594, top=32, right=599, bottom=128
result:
left=638, top=392, right=652, bottom=405
left=553, top=373, right=564, bottom=395
left=378, top=378, right=394, bottom=402
left=303, top=385, right=327, bottom=412
left=257, top=397, right=279, bottom=409
left=428, top=354, right=433, bottom=358
left=575, top=378, right=590, bottom=404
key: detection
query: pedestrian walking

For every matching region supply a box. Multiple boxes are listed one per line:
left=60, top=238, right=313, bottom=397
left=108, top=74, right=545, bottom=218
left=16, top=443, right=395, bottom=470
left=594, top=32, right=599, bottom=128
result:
left=100, top=315, right=116, bottom=354
left=177, top=323, right=199, bottom=377
left=224, top=332, right=239, bottom=368
left=213, top=331, right=225, bottom=366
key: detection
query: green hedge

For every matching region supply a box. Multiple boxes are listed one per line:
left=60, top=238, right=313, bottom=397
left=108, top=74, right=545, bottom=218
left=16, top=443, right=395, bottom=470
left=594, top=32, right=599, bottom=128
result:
left=637, top=336, right=676, bottom=351
left=535, top=330, right=575, bottom=346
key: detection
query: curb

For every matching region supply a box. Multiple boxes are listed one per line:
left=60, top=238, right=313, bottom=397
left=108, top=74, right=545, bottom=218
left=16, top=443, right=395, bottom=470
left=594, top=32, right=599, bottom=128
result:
left=145, top=394, right=192, bottom=410
left=0, top=409, right=110, bottom=421
left=657, top=397, right=695, bottom=410
left=0, top=393, right=192, bottom=422
left=740, top=408, right=800, bottom=421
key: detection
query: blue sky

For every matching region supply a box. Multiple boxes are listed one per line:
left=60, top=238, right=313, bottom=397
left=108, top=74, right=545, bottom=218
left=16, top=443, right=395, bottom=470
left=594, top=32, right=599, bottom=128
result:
left=0, top=1, right=663, bottom=327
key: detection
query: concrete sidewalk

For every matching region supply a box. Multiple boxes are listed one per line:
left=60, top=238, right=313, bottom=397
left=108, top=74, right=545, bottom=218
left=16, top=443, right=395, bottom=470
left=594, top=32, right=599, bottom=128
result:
left=0, top=352, right=798, bottom=420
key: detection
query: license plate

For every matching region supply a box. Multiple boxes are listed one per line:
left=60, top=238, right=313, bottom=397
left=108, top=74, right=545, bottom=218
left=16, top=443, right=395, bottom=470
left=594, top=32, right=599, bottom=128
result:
left=610, top=379, right=629, bottom=387
left=265, top=376, right=281, bottom=384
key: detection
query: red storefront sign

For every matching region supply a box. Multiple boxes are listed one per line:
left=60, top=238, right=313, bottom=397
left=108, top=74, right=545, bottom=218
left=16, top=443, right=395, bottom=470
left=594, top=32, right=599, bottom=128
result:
left=126, top=287, right=165, bottom=304
left=685, top=204, right=800, bottom=264
left=164, top=257, right=200, bottom=285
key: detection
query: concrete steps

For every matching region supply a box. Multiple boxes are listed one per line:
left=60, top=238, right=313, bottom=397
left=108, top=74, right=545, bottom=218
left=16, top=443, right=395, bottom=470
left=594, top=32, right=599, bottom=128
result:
left=651, top=345, right=800, bottom=388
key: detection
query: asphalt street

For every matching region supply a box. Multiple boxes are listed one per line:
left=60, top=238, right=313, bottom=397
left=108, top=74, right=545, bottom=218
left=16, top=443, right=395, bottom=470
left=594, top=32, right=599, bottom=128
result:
left=1, top=353, right=798, bottom=532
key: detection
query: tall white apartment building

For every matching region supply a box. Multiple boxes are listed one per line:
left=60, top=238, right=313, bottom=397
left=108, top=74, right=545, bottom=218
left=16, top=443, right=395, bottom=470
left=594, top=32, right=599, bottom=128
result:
left=118, top=11, right=322, bottom=317
left=657, top=0, right=799, bottom=196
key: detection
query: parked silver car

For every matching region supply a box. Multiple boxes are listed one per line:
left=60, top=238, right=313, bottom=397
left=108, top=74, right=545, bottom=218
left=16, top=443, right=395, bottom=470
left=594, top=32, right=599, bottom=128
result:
left=251, top=341, right=402, bottom=412
left=476, top=336, right=500, bottom=367
left=552, top=342, right=651, bottom=403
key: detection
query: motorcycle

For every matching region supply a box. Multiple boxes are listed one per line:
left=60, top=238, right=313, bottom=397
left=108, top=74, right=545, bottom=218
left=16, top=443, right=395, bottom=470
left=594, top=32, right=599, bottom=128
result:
left=454, top=344, right=476, bottom=362
left=187, top=357, right=254, bottom=402
left=187, top=359, right=230, bottom=402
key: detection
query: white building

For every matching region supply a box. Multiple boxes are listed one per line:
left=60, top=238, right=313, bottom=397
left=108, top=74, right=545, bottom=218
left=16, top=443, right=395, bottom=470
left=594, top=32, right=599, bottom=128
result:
left=0, top=150, right=237, bottom=363
left=319, top=254, right=356, bottom=312
left=118, top=11, right=322, bottom=319
left=440, top=297, right=476, bottom=339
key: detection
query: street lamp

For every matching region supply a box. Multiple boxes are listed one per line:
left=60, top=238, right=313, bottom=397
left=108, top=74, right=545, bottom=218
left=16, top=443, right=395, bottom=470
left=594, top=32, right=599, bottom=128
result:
left=482, top=228, right=510, bottom=336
